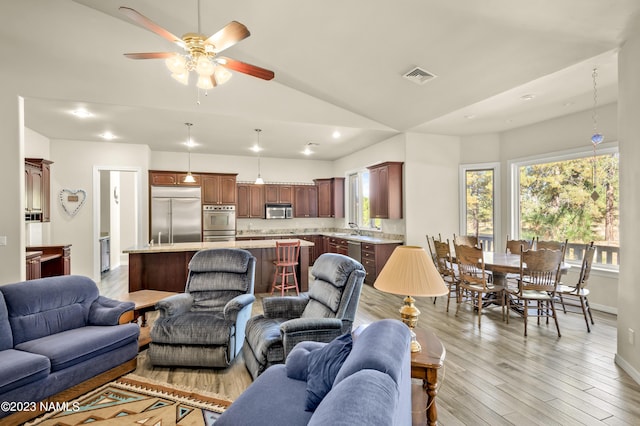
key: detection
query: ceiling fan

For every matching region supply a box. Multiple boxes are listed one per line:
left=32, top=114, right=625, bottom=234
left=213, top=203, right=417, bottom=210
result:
left=119, top=3, right=274, bottom=90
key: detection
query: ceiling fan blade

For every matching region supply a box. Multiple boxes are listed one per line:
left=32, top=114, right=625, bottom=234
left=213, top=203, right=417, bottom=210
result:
left=218, top=57, right=275, bottom=80
left=124, top=52, right=177, bottom=60
left=206, top=21, right=250, bottom=53
left=119, top=7, right=184, bottom=48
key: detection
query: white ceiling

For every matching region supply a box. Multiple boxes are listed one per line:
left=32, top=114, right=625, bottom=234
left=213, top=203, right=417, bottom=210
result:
left=3, top=0, right=638, bottom=160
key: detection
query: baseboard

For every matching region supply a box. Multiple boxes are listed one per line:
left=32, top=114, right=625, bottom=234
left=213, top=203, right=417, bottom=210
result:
left=3, top=357, right=137, bottom=425
left=590, top=303, right=617, bottom=315
left=614, top=354, right=640, bottom=386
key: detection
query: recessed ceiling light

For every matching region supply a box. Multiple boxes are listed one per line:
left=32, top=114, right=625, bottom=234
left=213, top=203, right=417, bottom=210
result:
left=332, top=131, right=341, bottom=139
left=183, top=139, right=197, bottom=148
left=520, top=94, right=536, bottom=101
left=250, top=145, right=263, bottom=152
left=303, top=147, right=313, bottom=156
left=563, top=101, right=574, bottom=107
left=464, top=114, right=476, bottom=119
left=71, top=108, right=93, bottom=118
left=100, top=131, right=117, bottom=140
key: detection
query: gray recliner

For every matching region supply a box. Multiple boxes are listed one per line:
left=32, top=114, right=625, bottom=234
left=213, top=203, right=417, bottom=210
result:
left=148, top=248, right=256, bottom=368
left=242, top=253, right=365, bottom=379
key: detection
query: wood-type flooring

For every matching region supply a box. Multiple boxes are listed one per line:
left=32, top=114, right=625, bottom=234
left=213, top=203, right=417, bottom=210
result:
left=99, top=265, right=640, bottom=425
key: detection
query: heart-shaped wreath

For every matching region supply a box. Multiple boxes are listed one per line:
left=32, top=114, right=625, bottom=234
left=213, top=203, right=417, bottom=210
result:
left=59, top=189, right=87, bottom=217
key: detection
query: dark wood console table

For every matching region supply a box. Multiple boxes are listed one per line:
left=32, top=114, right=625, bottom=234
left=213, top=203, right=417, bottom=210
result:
left=26, top=244, right=71, bottom=278
left=411, top=328, right=446, bottom=426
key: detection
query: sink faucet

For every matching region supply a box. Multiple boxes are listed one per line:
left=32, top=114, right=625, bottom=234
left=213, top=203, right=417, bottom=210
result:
left=348, top=222, right=361, bottom=235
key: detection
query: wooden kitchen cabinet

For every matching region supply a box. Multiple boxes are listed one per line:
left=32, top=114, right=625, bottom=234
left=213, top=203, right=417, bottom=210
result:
left=294, top=185, right=318, bottom=218
left=327, top=236, right=349, bottom=256
left=202, top=174, right=237, bottom=205
left=361, top=242, right=401, bottom=285
left=264, top=184, right=294, bottom=204
left=149, top=171, right=201, bottom=186
left=296, top=235, right=322, bottom=264
left=368, top=162, right=403, bottom=219
left=25, top=159, right=53, bottom=222
left=26, top=251, right=42, bottom=280
left=237, top=184, right=265, bottom=218
left=27, top=244, right=71, bottom=277
left=314, top=178, right=345, bottom=218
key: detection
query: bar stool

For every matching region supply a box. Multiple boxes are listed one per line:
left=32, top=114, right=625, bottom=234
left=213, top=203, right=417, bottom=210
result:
left=271, top=240, right=301, bottom=296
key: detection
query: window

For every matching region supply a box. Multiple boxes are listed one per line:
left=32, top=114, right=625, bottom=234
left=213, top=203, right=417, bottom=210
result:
left=460, top=163, right=500, bottom=251
left=348, top=170, right=381, bottom=230
left=510, top=147, right=619, bottom=268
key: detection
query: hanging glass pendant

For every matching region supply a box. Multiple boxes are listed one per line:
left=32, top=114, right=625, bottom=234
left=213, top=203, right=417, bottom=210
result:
left=591, top=133, right=604, bottom=145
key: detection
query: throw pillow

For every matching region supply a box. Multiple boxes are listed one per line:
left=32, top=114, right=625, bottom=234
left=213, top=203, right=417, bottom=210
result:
left=305, top=332, right=353, bottom=411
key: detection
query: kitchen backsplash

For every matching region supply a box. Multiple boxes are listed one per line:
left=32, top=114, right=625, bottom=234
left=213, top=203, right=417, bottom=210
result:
left=236, top=218, right=405, bottom=241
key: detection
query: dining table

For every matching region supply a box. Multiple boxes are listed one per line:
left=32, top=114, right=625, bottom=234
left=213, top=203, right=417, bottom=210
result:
left=482, top=251, right=571, bottom=287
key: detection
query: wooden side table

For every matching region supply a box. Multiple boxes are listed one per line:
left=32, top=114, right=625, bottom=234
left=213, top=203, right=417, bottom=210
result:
left=118, top=290, right=178, bottom=347
left=411, top=328, right=446, bottom=426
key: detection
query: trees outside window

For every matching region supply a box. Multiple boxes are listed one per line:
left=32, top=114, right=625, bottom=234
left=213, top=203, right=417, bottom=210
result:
left=514, top=149, right=619, bottom=267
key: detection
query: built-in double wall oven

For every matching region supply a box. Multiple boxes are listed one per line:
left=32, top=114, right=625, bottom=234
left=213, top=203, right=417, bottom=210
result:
left=202, top=205, right=236, bottom=242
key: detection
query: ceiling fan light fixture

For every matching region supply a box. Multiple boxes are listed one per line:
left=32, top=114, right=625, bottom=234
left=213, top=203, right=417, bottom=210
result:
left=214, top=66, right=232, bottom=85
left=171, top=71, right=190, bottom=85
left=197, top=74, right=214, bottom=90
left=166, top=55, right=187, bottom=74
left=196, top=56, right=215, bottom=76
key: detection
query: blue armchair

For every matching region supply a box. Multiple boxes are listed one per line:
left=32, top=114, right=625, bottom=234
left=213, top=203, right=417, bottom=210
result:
left=243, top=253, right=365, bottom=379
left=148, top=248, right=256, bottom=367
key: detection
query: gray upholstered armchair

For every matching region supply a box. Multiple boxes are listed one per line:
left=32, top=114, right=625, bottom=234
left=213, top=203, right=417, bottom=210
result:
left=148, top=248, right=256, bottom=368
left=242, top=253, right=365, bottom=379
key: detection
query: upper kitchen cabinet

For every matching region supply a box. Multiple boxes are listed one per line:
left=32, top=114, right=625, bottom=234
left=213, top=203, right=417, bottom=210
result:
left=25, top=158, right=53, bottom=222
left=367, top=162, right=403, bottom=219
left=237, top=183, right=265, bottom=218
left=150, top=171, right=201, bottom=186
left=264, top=184, right=293, bottom=204
left=314, top=178, right=345, bottom=218
left=202, top=174, right=237, bottom=205
left=294, top=185, right=318, bottom=218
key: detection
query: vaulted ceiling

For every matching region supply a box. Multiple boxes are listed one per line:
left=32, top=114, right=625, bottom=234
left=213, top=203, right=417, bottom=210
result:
left=3, top=0, right=638, bottom=160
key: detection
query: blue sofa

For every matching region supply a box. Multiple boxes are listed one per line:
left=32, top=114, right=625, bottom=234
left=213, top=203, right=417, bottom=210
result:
left=217, top=319, right=412, bottom=425
left=0, top=275, right=140, bottom=420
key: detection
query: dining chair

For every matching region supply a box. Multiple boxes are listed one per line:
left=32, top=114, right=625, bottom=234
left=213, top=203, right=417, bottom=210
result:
left=557, top=242, right=597, bottom=332
left=426, top=233, right=442, bottom=264
left=453, top=233, right=478, bottom=248
left=535, top=238, right=569, bottom=260
left=432, top=238, right=459, bottom=312
left=270, top=240, right=301, bottom=295
left=454, top=242, right=505, bottom=327
left=506, top=247, right=564, bottom=337
left=505, top=235, right=533, bottom=254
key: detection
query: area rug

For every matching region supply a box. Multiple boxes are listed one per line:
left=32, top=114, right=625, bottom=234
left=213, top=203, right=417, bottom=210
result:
left=27, top=374, right=232, bottom=425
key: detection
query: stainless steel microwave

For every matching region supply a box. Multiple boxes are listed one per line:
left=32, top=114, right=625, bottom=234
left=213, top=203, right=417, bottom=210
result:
left=265, top=203, right=293, bottom=219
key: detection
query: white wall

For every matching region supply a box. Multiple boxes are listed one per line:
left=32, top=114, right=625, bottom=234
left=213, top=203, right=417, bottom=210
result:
left=405, top=133, right=462, bottom=246
left=50, top=140, right=150, bottom=279
left=0, top=94, right=23, bottom=283
left=119, top=171, right=137, bottom=264
left=616, top=14, right=640, bottom=384
left=152, top=151, right=334, bottom=184
left=24, top=128, right=53, bottom=246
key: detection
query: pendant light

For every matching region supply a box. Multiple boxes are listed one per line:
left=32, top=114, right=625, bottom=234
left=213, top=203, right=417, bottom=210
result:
left=183, top=123, right=196, bottom=183
left=254, top=129, right=264, bottom=185
left=590, top=68, right=603, bottom=201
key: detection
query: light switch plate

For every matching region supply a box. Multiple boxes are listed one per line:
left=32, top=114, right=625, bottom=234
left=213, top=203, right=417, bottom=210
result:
left=0, top=236, right=6, bottom=246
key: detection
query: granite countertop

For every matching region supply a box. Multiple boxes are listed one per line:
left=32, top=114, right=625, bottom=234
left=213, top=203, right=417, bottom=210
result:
left=238, top=231, right=404, bottom=245
left=123, top=238, right=314, bottom=254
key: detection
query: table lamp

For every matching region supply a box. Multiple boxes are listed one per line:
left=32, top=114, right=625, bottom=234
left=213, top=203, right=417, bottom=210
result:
left=373, top=245, right=449, bottom=352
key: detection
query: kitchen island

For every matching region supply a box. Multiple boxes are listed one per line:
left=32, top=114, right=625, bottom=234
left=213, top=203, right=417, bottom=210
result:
left=123, top=239, right=313, bottom=294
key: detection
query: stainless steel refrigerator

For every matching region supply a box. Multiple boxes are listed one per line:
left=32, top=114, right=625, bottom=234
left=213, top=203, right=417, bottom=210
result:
left=151, top=186, right=201, bottom=244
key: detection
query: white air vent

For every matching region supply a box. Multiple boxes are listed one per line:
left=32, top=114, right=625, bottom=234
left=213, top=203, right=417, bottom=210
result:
left=402, top=67, right=437, bottom=85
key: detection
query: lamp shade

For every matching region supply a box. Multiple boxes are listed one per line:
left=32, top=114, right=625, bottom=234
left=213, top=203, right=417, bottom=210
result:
left=373, top=246, right=449, bottom=297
